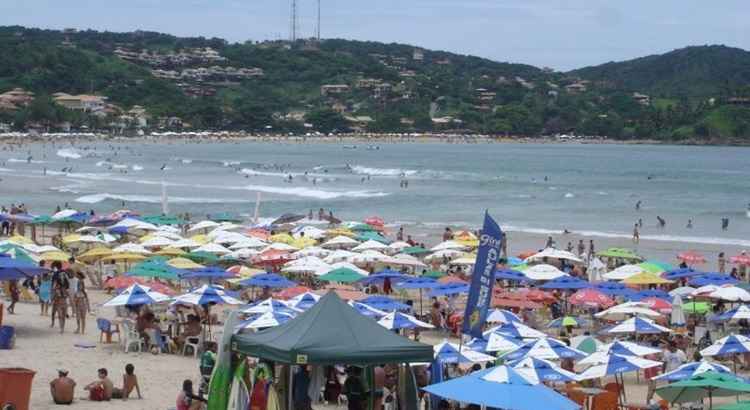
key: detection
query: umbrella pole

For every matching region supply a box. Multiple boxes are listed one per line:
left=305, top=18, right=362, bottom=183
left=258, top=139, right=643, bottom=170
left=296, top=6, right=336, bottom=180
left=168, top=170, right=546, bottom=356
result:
left=419, top=289, right=423, bottom=317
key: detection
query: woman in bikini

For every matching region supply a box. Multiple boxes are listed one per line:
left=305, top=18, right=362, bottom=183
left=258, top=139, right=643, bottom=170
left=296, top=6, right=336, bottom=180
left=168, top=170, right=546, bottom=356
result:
left=73, top=272, right=89, bottom=334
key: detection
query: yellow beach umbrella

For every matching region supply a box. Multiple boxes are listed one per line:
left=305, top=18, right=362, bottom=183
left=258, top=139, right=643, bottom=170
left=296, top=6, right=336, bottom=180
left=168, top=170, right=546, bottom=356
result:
left=226, top=266, right=264, bottom=284
left=40, top=250, right=72, bottom=262
left=450, top=253, right=478, bottom=265
left=167, top=257, right=204, bottom=270
left=77, top=247, right=113, bottom=262
left=269, top=233, right=294, bottom=245
left=156, top=247, right=188, bottom=257
left=7, top=235, right=33, bottom=245
left=326, top=228, right=355, bottom=237
left=622, top=271, right=673, bottom=285
left=292, top=237, right=316, bottom=249
left=104, top=253, right=147, bottom=262
left=62, top=234, right=83, bottom=244
left=189, top=234, right=209, bottom=245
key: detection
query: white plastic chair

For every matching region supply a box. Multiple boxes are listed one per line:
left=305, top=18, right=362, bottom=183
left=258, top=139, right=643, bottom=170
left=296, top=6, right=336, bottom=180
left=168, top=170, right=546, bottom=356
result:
left=121, top=321, right=144, bottom=353
left=182, top=336, right=201, bottom=357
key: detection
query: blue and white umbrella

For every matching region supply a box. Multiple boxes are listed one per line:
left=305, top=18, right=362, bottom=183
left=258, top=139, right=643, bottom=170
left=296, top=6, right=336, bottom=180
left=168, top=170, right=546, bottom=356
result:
left=103, top=284, right=171, bottom=307
left=715, top=305, right=750, bottom=322
left=494, top=269, right=528, bottom=282
left=358, top=269, right=411, bottom=285
left=593, top=340, right=661, bottom=358
left=606, top=316, right=672, bottom=335
left=652, top=361, right=734, bottom=382
left=0, top=253, right=48, bottom=280
left=173, top=284, right=243, bottom=306
left=180, top=266, right=236, bottom=281
left=700, top=334, right=750, bottom=357
left=593, top=281, right=635, bottom=297
left=503, top=337, right=587, bottom=361
left=238, top=273, right=297, bottom=288
left=377, top=311, right=434, bottom=330
left=486, top=308, right=523, bottom=324
left=539, top=276, right=590, bottom=290
left=348, top=300, right=387, bottom=318
left=509, top=357, right=580, bottom=384
left=361, top=295, right=411, bottom=312
left=578, top=352, right=662, bottom=379
left=689, top=273, right=739, bottom=287
left=433, top=341, right=496, bottom=364
left=394, top=276, right=437, bottom=289
left=628, top=289, right=671, bottom=301
left=485, top=321, right=547, bottom=339
left=242, top=297, right=300, bottom=315
left=428, top=282, right=469, bottom=297
left=288, top=292, right=321, bottom=310
left=483, top=332, right=525, bottom=353
left=235, top=311, right=295, bottom=332
left=663, top=268, right=703, bottom=281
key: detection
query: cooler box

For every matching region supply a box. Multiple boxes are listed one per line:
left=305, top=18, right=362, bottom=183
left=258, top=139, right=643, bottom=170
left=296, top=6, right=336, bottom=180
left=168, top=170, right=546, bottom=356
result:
left=0, top=326, right=14, bottom=349
left=0, top=368, right=36, bottom=410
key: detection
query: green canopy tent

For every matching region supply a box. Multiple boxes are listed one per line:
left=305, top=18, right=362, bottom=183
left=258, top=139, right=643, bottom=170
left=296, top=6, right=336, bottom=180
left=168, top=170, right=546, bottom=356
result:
left=232, top=291, right=433, bottom=365
left=657, top=371, right=750, bottom=409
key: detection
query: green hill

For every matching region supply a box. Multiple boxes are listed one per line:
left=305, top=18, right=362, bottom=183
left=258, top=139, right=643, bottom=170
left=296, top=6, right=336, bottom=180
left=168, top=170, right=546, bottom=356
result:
left=0, top=26, right=748, bottom=141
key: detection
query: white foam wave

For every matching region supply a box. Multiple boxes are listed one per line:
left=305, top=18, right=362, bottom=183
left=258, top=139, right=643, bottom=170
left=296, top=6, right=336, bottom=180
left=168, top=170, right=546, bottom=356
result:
left=239, top=168, right=332, bottom=179
left=7, top=158, right=46, bottom=164
left=350, top=165, right=417, bottom=177
left=564, top=192, right=575, bottom=198
left=132, top=165, right=144, bottom=171
left=75, top=193, right=253, bottom=205
left=222, top=160, right=241, bottom=167
left=240, top=184, right=389, bottom=200
left=56, top=148, right=82, bottom=159
left=181, top=159, right=193, bottom=164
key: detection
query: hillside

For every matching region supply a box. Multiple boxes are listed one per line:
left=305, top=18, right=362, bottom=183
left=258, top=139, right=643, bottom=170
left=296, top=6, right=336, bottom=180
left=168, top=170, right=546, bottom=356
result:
left=0, top=26, right=749, bottom=141
left=569, top=45, right=750, bottom=98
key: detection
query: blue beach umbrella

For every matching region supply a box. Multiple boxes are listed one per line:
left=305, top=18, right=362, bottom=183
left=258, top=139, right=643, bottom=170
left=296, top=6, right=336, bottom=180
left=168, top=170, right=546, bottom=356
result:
left=428, top=282, right=469, bottom=297
left=663, top=268, right=704, bottom=281
left=360, top=295, right=411, bottom=312
left=423, top=366, right=579, bottom=410
left=0, top=253, right=48, bottom=280
left=629, top=289, right=671, bottom=301
left=242, top=298, right=300, bottom=315
left=288, top=292, right=321, bottom=310
left=606, top=316, right=672, bottom=335
left=433, top=341, right=496, bottom=364
left=235, top=311, right=295, bottom=331
left=347, top=301, right=387, bottom=318
left=503, top=337, right=587, bottom=361
left=715, top=305, right=750, bottom=322
left=701, top=334, right=750, bottom=358
left=486, top=308, right=523, bottom=324
left=597, top=340, right=661, bottom=357
left=394, top=276, right=437, bottom=289
left=180, top=266, right=236, bottom=281
left=377, top=311, right=434, bottom=330
left=173, top=284, right=243, bottom=306
left=509, top=357, right=580, bottom=384
left=594, top=281, right=636, bottom=297
left=690, top=273, right=739, bottom=287
left=540, top=276, right=590, bottom=290
left=495, top=268, right=529, bottom=282
left=485, top=321, right=547, bottom=339
left=652, top=361, right=734, bottom=383
left=358, top=269, right=411, bottom=285
left=238, top=273, right=297, bottom=289
left=578, top=353, right=662, bottom=380
left=103, top=284, right=171, bottom=307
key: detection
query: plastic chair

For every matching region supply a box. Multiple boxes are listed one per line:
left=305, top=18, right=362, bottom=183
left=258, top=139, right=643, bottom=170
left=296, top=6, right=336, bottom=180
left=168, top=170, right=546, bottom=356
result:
left=182, top=336, right=201, bottom=357
left=566, top=390, right=587, bottom=408
left=591, top=391, right=618, bottom=410
left=96, top=318, right=120, bottom=344
left=603, top=382, right=622, bottom=407
left=120, top=321, right=144, bottom=353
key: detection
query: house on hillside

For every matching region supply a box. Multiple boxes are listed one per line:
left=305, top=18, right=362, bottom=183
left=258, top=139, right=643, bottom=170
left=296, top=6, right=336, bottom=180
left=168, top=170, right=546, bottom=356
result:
left=53, top=94, right=109, bottom=112
left=632, top=92, right=651, bottom=106
left=0, top=88, right=35, bottom=109
left=320, top=84, right=350, bottom=96
left=565, top=82, right=588, bottom=94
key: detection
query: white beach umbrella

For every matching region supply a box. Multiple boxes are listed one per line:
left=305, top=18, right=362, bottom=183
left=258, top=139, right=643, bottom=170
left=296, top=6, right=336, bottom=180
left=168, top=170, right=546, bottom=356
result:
left=152, top=230, right=183, bottom=241
left=235, top=311, right=295, bottom=331
left=606, top=316, right=672, bottom=334
left=112, top=243, right=152, bottom=254
left=140, top=236, right=175, bottom=248
left=209, top=231, right=249, bottom=244
left=325, top=262, right=369, bottom=276
left=388, top=241, right=411, bottom=252
left=194, top=243, right=232, bottom=255
left=430, top=241, right=466, bottom=252
left=669, top=286, right=697, bottom=297
left=293, top=246, right=331, bottom=258
left=349, top=250, right=392, bottom=265
left=170, top=238, right=202, bottom=248
left=262, top=243, right=299, bottom=252
left=525, top=248, right=583, bottom=264
left=595, top=302, right=662, bottom=320
left=188, top=220, right=220, bottom=233
left=587, top=341, right=661, bottom=361
left=75, top=235, right=106, bottom=244
left=52, top=209, right=80, bottom=220
left=389, top=254, right=427, bottom=268
left=156, top=225, right=182, bottom=235
left=229, top=237, right=268, bottom=250
left=708, top=286, right=750, bottom=302
left=293, top=226, right=327, bottom=240
left=321, top=235, right=360, bottom=249
left=323, top=250, right=358, bottom=264
left=578, top=353, right=662, bottom=380
left=433, top=341, right=496, bottom=363
left=110, top=218, right=158, bottom=231
left=282, top=256, right=331, bottom=275
left=510, top=357, right=581, bottom=384
left=522, top=264, right=567, bottom=281
left=425, top=249, right=464, bottom=262
left=602, top=264, right=643, bottom=281
left=377, top=311, right=435, bottom=330
left=352, top=239, right=390, bottom=252
left=226, top=248, right=259, bottom=260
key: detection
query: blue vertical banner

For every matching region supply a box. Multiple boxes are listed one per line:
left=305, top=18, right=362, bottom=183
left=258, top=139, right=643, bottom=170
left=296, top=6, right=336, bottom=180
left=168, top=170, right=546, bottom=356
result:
left=462, top=211, right=504, bottom=339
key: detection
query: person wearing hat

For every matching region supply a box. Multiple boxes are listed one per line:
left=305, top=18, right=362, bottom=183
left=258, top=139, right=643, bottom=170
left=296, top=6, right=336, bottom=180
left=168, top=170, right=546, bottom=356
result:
left=50, top=369, right=76, bottom=405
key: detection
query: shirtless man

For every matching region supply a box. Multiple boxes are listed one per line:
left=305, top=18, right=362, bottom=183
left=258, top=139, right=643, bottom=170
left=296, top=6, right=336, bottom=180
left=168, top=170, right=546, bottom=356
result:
left=50, top=369, right=76, bottom=405
left=84, top=368, right=113, bottom=401
left=112, top=363, right=142, bottom=400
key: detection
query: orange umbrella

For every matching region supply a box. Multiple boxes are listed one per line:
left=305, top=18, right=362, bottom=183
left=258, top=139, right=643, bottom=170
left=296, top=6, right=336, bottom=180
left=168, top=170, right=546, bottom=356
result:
left=438, top=275, right=468, bottom=284
left=275, top=286, right=311, bottom=299
left=677, top=251, right=706, bottom=264
left=246, top=228, right=270, bottom=240
left=104, top=276, right=143, bottom=289
left=518, top=250, right=537, bottom=259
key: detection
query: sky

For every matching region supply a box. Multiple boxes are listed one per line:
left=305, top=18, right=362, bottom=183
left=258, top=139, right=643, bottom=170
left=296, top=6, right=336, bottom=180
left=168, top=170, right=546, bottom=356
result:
left=2, top=0, right=749, bottom=70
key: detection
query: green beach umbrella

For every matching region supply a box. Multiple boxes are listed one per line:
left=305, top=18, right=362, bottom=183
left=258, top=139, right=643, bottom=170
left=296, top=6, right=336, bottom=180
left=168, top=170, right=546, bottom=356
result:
left=127, top=264, right=181, bottom=280
left=186, top=251, right=220, bottom=264
left=684, top=301, right=711, bottom=314
left=597, top=248, right=643, bottom=261
left=350, top=223, right=377, bottom=232
left=638, top=261, right=669, bottom=274
left=30, top=215, right=54, bottom=225
left=142, top=215, right=186, bottom=226
left=0, top=244, right=37, bottom=265
left=356, top=231, right=389, bottom=244
left=571, top=335, right=603, bottom=354
left=656, top=371, right=750, bottom=409
left=718, top=401, right=750, bottom=410
left=402, top=246, right=429, bottom=255
left=319, top=267, right=366, bottom=283
left=422, top=270, right=446, bottom=279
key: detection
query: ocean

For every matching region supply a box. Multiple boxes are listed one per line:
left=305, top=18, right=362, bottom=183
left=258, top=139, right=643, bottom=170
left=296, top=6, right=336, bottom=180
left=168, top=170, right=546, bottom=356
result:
left=1, top=140, right=749, bottom=249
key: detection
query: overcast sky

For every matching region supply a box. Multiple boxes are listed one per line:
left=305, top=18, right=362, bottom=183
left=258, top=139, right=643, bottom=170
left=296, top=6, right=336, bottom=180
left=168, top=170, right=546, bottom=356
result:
left=2, top=0, right=749, bottom=70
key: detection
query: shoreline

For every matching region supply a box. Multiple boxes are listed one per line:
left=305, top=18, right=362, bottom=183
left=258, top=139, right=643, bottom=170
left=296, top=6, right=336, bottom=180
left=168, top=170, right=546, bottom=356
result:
left=1, top=132, right=749, bottom=147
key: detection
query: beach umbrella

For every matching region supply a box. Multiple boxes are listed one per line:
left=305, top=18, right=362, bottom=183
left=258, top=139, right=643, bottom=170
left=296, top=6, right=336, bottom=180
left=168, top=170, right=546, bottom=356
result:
left=521, top=264, right=567, bottom=281
left=641, top=297, right=672, bottom=313
left=170, top=238, right=203, bottom=248
left=388, top=241, right=411, bottom=252
left=193, top=243, right=231, bottom=255
left=352, top=239, right=390, bottom=252
left=188, top=220, right=220, bottom=233
left=394, top=276, right=437, bottom=289
left=167, top=257, right=204, bottom=269
left=358, top=269, right=410, bottom=285
left=422, top=270, right=447, bottom=279
left=349, top=250, right=392, bottom=265
left=242, top=298, right=299, bottom=315
left=685, top=301, right=712, bottom=314
left=701, top=334, right=750, bottom=358
left=607, top=316, right=672, bottom=334
left=389, top=253, right=427, bottom=267
left=656, top=371, right=750, bottom=409
left=670, top=286, right=697, bottom=297
left=226, top=248, right=259, bottom=260
left=494, top=268, right=528, bottom=282
left=678, top=251, right=707, bottom=265
left=103, top=284, right=171, bottom=307
left=140, top=236, right=175, bottom=248
left=229, top=237, right=268, bottom=250
left=321, top=235, right=360, bottom=249
left=0, top=253, right=48, bottom=280
left=595, top=301, right=662, bottom=319
left=622, top=271, right=672, bottom=285
left=428, top=282, right=469, bottom=297
left=484, top=331, right=525, bottom=353
left=354, top=231, right=389, bottom=244
left=288, top=292, right=321, bottom=310
left=716, top=305, right=750, bottom=322
left=173, top=284, right=243, bottom=306
left=503, top=337, right=587, bottom=361
left=487, top=308, right=523, bottom=324
left=593, top=281, right=636, bottom=297
left=547, top=316, right=590, bottom=328
left=126, top=262, right=185, bottom=281
left=709, top=286, right=750, bottom=302
left=238, top=273, right=297, bottom=289
left=347, top=300, right=387, bottom=318
left=603, top=264, right=644, bottom=281
left=422, top=366, right=579, bottom=410
left=485, top=321, right=547, bottom=340
left=653, top=362, right=734, bottom=383
left=425, top=249, right=464, bottom=262
left=540, top=276, right=590, bottom=290
left=40, top=250, right=72, bottom=262
left=235, top=311, right=295, bottom=331
left=282, top=256, right=331, bottom=275
left=0, top=245, right=38, bottom=265
left=629, top=289, right=672, bottom=301
left=672, top=295, right=687, bottom=326
left=578, top=352, right=662, bottom=380
left=293, top=246, right=330, bottom=258
left=113, top=243, right=151, bottom=255
left=430, top=241, right=466, bottom=252
left=525, top=248, right=583, bottom=264
left=181, top=266, right=236, bottom=281
left=318, top=267, right=366, bottom=283
left=690, top=273, right=739, bottom=287
left=433, top=341, right=496, bottom=363
left=570, top=335, right=604, bottom=354
left=322, top=249, right=358, bottom=264
left=591, top=340, right=661, bottom=358
left=731, top=254, right=750, bottom=266
left=663, top=268, right=703, bottom=281
left=361, top=295, right=411, bottom=312
left=638, top=262, right=668, bottom=274
left=597, top=248, right=643, bottom=261
left=510, top=357, right=581, bottom=384
left=569, top=288, right=614, bottom=308
left=377, top=311, right=434, bottom=330
left=186, top=250, right=220, bottom=264
left=104, top=276, right=144, bottom=289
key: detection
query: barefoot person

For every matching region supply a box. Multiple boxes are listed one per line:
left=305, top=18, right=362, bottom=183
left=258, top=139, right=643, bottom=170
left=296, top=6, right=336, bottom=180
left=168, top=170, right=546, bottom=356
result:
left=6, top=279, right=19, bottom=314
left=176, top=379, right=206, bottom=410
left=83, top=368, right=113, bottom=402
left=112, top=364, right=142, bottom=400
left=72, top=272, right=88, bottom=334
left=50, top=264, right=69, bottom=334
left=50, top=369, right=76, bottom=405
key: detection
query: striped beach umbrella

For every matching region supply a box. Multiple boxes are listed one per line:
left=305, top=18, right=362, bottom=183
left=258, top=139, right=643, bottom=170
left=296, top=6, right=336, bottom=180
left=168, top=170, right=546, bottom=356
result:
left=485, top=321, right=547, bottom=340
left=578, top=353, right=662, bottom=380
left=173, top=284, right=243, bottom=306
left=606, top=316, right=672, bottom=335
left=510, top=357, right=580, bottom=384
left=377, top=311, right=434, bottom=330
left=487, top=308, right=523, bottom=324
left=588, top=341, right=661, bottom=360
left=235, top=311, right=295, bottom=331
left=652, top=361, right=734, bottom=382
left=103, top=284, right=171, bottom=307
left=433, top=341, right=496, bottom=364
left=701, top=334, right=750, bottom=358
left=715, top=305, right=750, bottom=322
left=503, top=338, right=587, bottom=361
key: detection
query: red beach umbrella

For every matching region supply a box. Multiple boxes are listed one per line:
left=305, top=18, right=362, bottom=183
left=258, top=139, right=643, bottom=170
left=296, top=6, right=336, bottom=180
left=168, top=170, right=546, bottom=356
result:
left=641, top=297, right=672, bottom=313
left=677, top=251, right=706, bottom=264
left=104, top=276, right=144, bottom=289
left=568, top=288, right=614, bottom=308
left=731, top=254, right=750, bottom=266
left=275, top=286, right=311, bottom=299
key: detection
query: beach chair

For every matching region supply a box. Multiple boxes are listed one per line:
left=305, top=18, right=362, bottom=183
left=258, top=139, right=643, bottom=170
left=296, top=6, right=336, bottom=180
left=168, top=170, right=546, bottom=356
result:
left=591, top=391, right=619, bottom=410
left=603, top=382, right=622, bottom=407
left=97, top=318, right=120, bottom=343
left=121, top=321, right=145, bottom=353
left=182, top=336, right=201, bottom=357
left=566, top=390, right=587, bottom=408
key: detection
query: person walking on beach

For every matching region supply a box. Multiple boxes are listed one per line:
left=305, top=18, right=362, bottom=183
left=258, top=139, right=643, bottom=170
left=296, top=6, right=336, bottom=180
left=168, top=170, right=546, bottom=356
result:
left=577, top=240, right=585, bottom=257
left=72, top=272, right=89, bottom=334
left=6, top=279, right=19, bottom=314
left=588, top=240, right=595, bottom=260
left=718, top=252, right=727, bottom=273
left=632, top=223, right=640, bottom=244
left=50, top=263, right=69, bottom=333
left=635, top=200, right=641, bottom=211
left=38, top=273, right=52, bottom=316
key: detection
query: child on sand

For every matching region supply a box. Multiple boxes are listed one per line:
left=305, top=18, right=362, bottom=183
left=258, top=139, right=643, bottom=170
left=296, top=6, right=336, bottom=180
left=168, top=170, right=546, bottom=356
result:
left=112, top=363, right=142, bottom=400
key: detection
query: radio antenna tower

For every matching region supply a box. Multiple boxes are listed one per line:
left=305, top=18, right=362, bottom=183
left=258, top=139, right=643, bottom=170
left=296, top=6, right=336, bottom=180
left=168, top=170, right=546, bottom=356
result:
left=316, top=0, right=321, bottom=41
left=289, top=0, right=298, bottom=42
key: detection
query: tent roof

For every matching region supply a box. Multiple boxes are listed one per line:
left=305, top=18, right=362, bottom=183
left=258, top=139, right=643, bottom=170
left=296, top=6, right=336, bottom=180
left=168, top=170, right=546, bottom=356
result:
left=231, top=291, right=433, bottom=365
